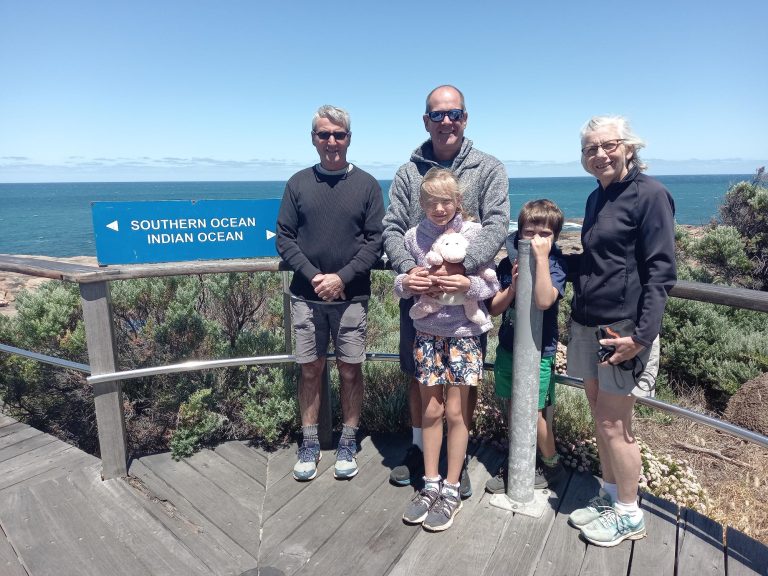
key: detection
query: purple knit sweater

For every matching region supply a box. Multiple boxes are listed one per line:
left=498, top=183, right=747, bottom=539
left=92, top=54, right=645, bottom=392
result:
left=394, top=214, right=499, bottom=337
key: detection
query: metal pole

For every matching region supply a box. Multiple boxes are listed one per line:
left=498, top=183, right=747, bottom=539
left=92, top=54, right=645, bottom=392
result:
left=490, top=239, right=547, bottom=516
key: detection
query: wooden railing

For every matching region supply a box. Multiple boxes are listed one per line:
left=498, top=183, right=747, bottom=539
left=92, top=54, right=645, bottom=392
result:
left=2, top=253, right=768, bottom=479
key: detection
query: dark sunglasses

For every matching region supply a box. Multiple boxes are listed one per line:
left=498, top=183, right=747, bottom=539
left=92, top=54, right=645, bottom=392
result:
left=313, top=130, right=349, bottom=141
left=427, top=109, right=465, bottom=122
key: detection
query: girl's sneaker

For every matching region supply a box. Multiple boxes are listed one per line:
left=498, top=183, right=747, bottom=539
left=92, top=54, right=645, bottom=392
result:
left=402, top=482, right=441, bottom=524
left=568, top=489, right=613, bottom=528
left=422, top=491, right=463, bottom=532
left=579, top=507, right=646, bottom=547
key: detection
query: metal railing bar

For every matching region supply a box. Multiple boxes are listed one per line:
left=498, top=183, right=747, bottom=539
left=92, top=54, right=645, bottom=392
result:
left=82, top=347, right=767, bottom=450
left=0, top=343, right=91, bottom=374
left=554, top=373, right=768, bottom=449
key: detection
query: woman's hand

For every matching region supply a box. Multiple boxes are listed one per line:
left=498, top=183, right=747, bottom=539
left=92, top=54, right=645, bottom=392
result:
left=402, top=266, right=433, bottom=294
left=598, top=335, right=645, bottom=365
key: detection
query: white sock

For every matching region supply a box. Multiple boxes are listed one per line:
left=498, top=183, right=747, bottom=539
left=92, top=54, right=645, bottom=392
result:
left=602, top=482, right=618, bottom=503
left=412, top=427, right=423, bottom=450
left=615, top=499, right=643, bottom=522
left=424, top=475, right=441, bottom=493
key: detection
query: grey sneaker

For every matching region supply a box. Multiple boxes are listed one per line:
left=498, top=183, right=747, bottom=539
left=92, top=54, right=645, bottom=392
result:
left=569, top=490, right=614, bottom=528
left=334, top=438, right=358, bottom=479
left=459, top=453, right=472, bottom=498
left=423, top=491, right=463, bottom=532
left=402, top=483, right=440, bottom=524
left=485, top=465, right=506, bottom=494
left=534, top=461, right=565, bottom=489
left=390, top=444, right=424, bottom=486
left=580, top=508, right=646, bottom=547
left=293, top=441, right=321, bottom=481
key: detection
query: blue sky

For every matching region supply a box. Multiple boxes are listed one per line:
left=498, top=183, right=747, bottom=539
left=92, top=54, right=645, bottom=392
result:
left=1, top=1, right=766, bottom=183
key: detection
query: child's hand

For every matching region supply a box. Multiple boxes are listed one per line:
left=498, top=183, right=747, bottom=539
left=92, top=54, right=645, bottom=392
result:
left=511, top=260, right=519, bottom=292
left=530, top=234, right=552, bottom=260
left=403, top=266, right=433, bottom=294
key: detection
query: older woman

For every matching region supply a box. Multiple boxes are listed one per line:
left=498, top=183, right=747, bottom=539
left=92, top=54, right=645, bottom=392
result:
left=566, top=116, right=676, bottom=547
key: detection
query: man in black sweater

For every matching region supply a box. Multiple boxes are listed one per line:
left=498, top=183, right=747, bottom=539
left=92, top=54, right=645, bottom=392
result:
left=277, top=105, right=384, bottom=482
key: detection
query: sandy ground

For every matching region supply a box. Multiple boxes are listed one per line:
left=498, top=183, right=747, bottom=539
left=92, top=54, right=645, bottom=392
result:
left=0, top=255, right=98, bottom=316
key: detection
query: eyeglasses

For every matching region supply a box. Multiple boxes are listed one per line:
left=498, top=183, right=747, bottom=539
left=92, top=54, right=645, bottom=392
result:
left=426, top=109, right=465, bottom=122
left=313, top=130, right=349, bottom=141
left=581, top=139, right=624, bottom=157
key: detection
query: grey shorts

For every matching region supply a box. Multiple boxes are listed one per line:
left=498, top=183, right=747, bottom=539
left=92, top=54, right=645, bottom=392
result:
left=567, top=319, right=659, bottom=398
left=399, top=297, right=487, bottom=376
left=291, top=297, right=367, bottom=364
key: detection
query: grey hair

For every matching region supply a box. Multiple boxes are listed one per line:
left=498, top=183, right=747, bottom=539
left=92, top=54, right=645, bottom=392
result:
left=580, top=115, right=648, bottom=171
left=425, top=85, right=466, bottom=113
left=312, top=105, right=351, bottom=132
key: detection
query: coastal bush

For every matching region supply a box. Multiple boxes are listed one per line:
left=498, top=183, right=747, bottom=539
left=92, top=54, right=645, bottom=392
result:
left=689, top=226, right=752, bottom=285
left=241, top=366, right=297, bottom=447
left=716, top=178, right=768, bottom=290
left=170, top=388, right=225, bottom=460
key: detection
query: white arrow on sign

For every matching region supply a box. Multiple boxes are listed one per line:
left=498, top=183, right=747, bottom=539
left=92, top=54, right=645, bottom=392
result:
left=107, top=220, right=119, bottom=232
left=266, top=230, right=276, bottom=240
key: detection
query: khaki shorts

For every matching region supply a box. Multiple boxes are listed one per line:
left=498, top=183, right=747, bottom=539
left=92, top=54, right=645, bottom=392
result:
left=567, top=319, right=659, bottom=398
left=291, top=297, right=367, bottom=364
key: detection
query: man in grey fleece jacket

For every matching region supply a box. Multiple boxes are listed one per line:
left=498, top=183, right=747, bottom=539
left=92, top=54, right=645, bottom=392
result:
left=382, top=85, right=510, bottom=492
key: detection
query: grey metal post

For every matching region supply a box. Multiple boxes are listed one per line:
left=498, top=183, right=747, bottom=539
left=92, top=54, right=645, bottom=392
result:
left=79, top=281, right=128, bottom=479
left=490, top=239, right=547, bottom=516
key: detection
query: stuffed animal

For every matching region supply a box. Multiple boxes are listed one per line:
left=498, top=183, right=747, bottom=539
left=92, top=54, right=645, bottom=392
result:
left=409, top=231, right=496, bottom=325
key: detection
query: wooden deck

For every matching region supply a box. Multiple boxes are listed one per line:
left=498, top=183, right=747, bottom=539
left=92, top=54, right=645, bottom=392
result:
left=0, top=414, right=765, bottom=576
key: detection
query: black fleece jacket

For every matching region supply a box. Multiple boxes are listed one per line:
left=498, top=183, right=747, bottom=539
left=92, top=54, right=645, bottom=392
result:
left=570, top=167, right=677, bottom=348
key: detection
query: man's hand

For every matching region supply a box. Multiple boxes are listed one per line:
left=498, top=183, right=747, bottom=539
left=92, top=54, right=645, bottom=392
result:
left=312, top=273, right=345, bottom=301
left=402, top=266, right=433, bottom=294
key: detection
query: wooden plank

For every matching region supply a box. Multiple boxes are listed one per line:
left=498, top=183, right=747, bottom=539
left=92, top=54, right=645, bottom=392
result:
left=259, top=435, right=386, bottom=574
left=670, top=281, right=768, bottom=313
left=288, top=434, right=420, bottom=576
left=137, top=452, right=262, bottom=557
left=726, top=526, right=768, bottom=576
left=386, top=443, right=508, bottom=576
left=677, top=507, right=725, bottom=575
left=213, top=441, right=270, bottom=492
left=0, top=422, right=27, bottom=437
left=184, top=448, right=265, bottom=517
left=65, top=462, right=212, bottom=576
left=0, top=471, right=157, bottom=576
left=0, top=423, right=45, bottom=449
left=533, top=472, right=601, bottom=576
left=0, top=431, right=58, bottom=464
left=630, top=492, right=679, bottom=576
left=80, top=280, right=128, bottom=478
left=484, top=473, right=568, bottom=576
left=0, top=440, right=97, bottom=491
left=0, top=414, right=18, bottom=428
left=0, top=529, right=27, bottom=576
left=261, top=443, right=336, bottom=520
left=128, top=458, right=258, bottom=575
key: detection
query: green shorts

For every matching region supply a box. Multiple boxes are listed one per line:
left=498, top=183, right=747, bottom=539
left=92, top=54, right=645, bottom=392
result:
left=493, top=346, right=556, bottom=409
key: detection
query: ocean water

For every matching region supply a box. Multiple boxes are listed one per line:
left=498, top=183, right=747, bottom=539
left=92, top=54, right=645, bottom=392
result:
left=0, top=174, right=750, bottom=257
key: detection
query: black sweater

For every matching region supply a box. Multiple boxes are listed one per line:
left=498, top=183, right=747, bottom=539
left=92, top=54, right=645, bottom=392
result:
left=570, top=168, right=677, bottom=348
left=276, top=165, right=384, bottom=302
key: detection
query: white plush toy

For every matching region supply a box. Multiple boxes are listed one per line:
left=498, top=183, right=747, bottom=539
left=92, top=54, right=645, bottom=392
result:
left=409, top=231, right=496, bottom=325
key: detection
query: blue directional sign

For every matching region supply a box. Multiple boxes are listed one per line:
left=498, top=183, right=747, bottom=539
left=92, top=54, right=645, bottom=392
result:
left=92, top=199, right=281, bottom=265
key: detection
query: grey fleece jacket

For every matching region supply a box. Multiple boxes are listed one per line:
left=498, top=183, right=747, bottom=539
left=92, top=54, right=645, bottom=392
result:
left=382, top=138, right=510, bottom=275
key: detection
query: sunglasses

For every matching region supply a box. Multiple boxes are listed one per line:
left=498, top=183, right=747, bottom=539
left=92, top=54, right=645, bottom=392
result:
left=313, top=130, right=349, bottom=141
left=427, top=109, right=465, bottom=122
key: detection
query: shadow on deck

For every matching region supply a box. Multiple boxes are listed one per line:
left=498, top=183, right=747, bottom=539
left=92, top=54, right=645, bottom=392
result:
left=0, top=414, right=765, bottom=576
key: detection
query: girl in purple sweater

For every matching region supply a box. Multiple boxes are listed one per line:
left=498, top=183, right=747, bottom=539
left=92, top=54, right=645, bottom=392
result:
left=395, top=167, right=499, bottom=532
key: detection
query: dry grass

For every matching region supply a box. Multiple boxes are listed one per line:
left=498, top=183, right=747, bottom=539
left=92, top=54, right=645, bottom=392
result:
left=634, top=390, right=768, bottom=546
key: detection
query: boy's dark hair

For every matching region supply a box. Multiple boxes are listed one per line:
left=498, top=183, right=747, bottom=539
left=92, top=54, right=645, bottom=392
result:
left=517, top=199, right=564, bottom=240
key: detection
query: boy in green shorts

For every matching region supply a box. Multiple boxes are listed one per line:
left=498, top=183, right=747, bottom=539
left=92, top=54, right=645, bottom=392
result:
left=485, top=199, right=567, bottom=493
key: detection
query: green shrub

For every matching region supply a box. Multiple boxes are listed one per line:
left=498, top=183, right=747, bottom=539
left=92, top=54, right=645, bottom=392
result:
left=170, top=388, right=225, bottom=460
left=241, top=367, right=297, bottom=447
